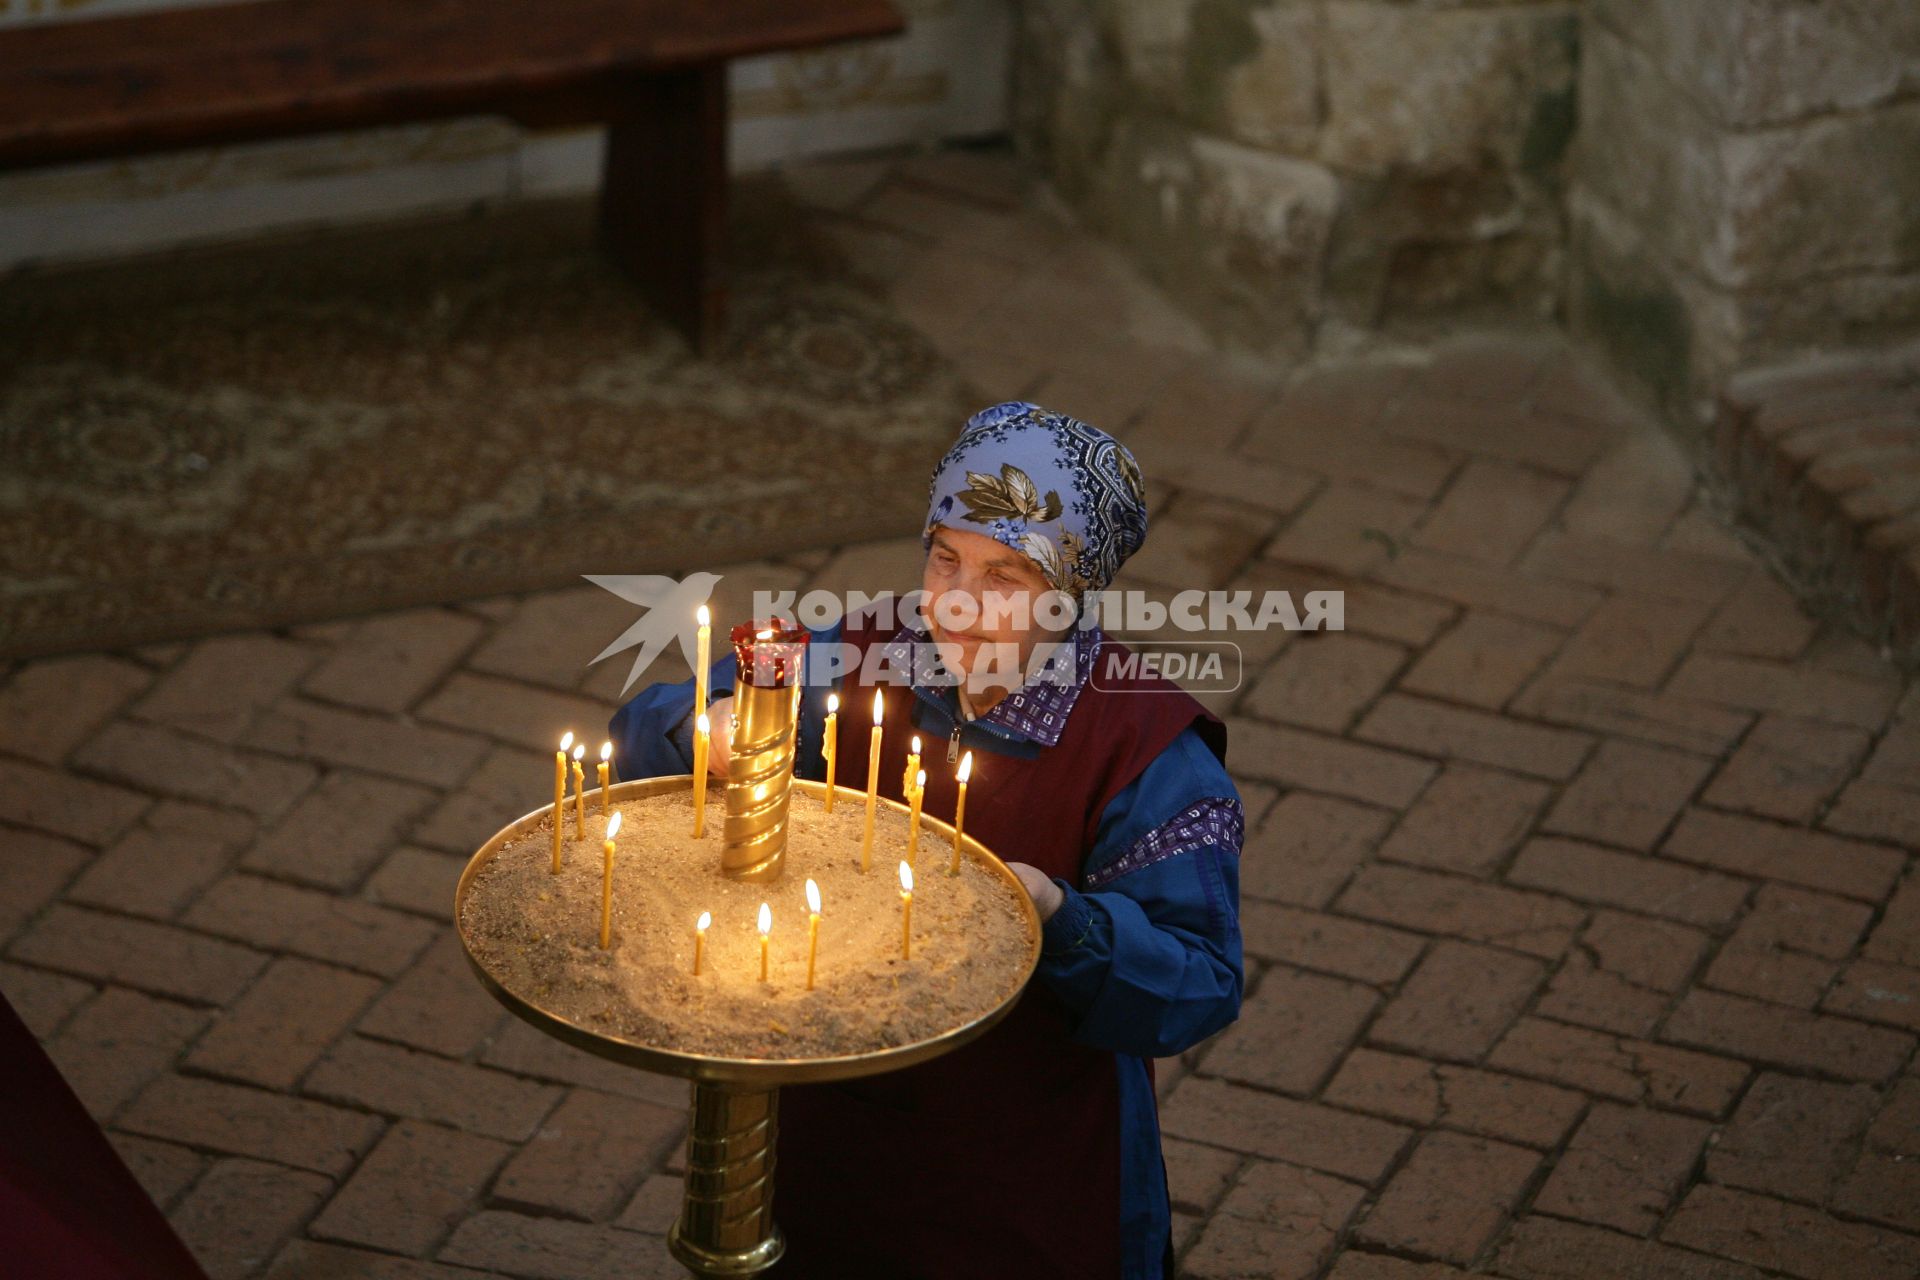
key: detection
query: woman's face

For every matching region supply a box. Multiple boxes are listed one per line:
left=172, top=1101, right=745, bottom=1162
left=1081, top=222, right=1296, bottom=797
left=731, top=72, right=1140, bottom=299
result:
left=921, top=525, right=1072, bottom=687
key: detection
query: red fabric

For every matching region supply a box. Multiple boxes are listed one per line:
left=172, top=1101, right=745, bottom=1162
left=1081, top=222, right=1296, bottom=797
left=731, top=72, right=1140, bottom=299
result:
left=0, top=993, right=208, bottom=1280
left=767, top=613, right=1218, bottom=1279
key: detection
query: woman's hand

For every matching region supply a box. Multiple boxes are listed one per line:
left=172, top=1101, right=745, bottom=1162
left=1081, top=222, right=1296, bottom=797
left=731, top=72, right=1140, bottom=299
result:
left=1005, top=861, right=1064, bottom=923
left=704, top=695, right=734, bottom=777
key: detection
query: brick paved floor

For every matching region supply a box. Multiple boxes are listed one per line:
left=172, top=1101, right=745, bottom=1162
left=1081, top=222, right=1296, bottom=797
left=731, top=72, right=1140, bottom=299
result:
left=4, top=147, right=1919, bottom=1280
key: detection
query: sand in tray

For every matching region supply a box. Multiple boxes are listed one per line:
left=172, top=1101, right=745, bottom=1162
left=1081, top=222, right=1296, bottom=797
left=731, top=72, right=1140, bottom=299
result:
left=459, top=786, right=1036, bottom=1060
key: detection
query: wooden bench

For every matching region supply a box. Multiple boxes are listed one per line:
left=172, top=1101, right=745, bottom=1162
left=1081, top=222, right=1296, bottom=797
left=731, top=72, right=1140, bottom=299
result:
left=0, top=0, right=905, bottom=353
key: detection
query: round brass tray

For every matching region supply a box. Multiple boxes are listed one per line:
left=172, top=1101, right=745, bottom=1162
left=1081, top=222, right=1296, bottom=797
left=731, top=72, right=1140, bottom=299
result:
left=454, top=774, right=1041, bottom=1087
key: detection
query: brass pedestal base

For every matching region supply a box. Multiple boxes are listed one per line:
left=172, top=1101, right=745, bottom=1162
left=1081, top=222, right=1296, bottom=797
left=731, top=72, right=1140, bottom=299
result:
left=669, top=1083, right=784, bottom=1277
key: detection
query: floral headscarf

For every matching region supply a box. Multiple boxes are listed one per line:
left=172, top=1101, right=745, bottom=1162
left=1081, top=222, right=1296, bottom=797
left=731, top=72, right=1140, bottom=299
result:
left=921, top=401, right=1148, bottom=603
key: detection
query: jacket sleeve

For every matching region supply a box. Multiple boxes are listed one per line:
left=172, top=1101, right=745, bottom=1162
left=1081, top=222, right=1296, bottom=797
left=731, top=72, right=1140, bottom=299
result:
left=1031, top=726, right=1245, bottom=1059
left=607, top=651, right=738, bottom=782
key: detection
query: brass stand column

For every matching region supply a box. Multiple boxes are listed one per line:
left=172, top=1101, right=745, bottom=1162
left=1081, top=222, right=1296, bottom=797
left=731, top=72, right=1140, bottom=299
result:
left=722, top=620, right=808, bottom=884
left=669, top=1083, right=783, bottom=1276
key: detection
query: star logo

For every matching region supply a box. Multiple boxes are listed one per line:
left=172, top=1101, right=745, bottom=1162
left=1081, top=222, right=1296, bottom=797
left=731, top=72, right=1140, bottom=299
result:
left=585, top=572, right=724, bottom=697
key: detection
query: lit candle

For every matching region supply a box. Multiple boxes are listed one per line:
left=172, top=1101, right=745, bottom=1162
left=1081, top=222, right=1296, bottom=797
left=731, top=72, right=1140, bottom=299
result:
left=860, top=689, right=883, bottom=873
left=907, top=769, right=926, bottom=867
left=693, top=910, right=710, bottom=976
left=899, top=861, right=913, bottom=961
left=949, top=750, right=972, bottom=876
left=902, top=735, right=921, bottom=801
left=597, top=740, right=612, bottom=814
left=805, top=878, right=821, bottom=991
left=692, top=712, right=711, bottom=838
left=552, top=731, right=574, bottom=873
left=598, top=811, right=622, bottom=949
left=694, top=604, right=711, bottom=725
left=758, top=902, right=772, bottom=982
left=571, top=743, right=587, bottom=841
left=822, top=693, right=839, bottom=813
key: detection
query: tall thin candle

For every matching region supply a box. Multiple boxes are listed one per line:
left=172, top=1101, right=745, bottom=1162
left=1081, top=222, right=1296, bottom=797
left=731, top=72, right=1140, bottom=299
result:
left=822, top=693, right=839, bottom=814
left=899, top=861, right=913, bottom=960
left=903, top=735, right=921, bottom=800
left=570, top=743, right=587, bottom=841
left=949, top=750, right=973, bottom=876
left=552, top=731, right=573, bottom=873
left=693, top=910, right=710, bottom=976
left=907, top=769, right=926, bottom=867
left=694, top=604, right=711, bottom=725
left=860, top=689, right=883, bottom=873
left=757, top=902, right=772, bottom=982
left=805, top=878, right=821, bottom=990
left=598, top=811, right=622, bottom=949
left=597, top=741, right=612, bottom=814
left=692, top=712, right=711, bottom=838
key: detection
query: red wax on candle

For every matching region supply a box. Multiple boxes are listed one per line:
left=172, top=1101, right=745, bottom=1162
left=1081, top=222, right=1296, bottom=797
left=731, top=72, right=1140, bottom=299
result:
left=730, top=617, right=810, bottom=687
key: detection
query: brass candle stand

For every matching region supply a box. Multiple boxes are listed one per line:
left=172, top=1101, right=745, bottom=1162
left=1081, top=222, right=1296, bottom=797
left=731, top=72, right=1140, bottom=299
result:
left=721, top=619, right=807, bottom=885
left=454, top=775, right=1039, bottom=1277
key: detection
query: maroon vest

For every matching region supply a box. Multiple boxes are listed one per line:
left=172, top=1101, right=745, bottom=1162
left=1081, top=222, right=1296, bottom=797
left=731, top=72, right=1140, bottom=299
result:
left=766, top=612, right=1223, bottom=1280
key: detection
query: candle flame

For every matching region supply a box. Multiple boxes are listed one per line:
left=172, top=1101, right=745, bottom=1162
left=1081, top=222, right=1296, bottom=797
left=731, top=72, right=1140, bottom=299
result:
left=827, top=692, right=839, bottom=714
left=697, top=604, right=710, bottom=626
left=600, top=740, right=612, bottom=761
left=572, top=743, right=585, bottom=761
left=605, top=811, right=622, bottom=839
left=697, top=910, right=711, bottom=932
left=872, top=689, right=884, bottom=724
left=758, top=902, right=772, bottom=935
left=899, top=861, right=913, bottom=893
left=806, top=878, right=821, bottom=914
left=915, top=768, right=926, bottom=790
left=757, top=627, right=774, bottom=639
left=957, top=750, right=973, bottom=784
left=559, top=731, right=574, bottom=752
left=911, top=735, right=921, bottom=753
left=696, top=712, right=711, bottom=734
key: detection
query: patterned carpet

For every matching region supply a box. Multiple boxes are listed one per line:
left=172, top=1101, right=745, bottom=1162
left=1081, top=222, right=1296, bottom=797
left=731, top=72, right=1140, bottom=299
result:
left=0, top=175, right=979, bottom=660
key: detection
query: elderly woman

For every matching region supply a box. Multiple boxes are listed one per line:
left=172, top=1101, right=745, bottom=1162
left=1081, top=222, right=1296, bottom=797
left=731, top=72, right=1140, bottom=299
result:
left=609, top=401, right=1244, bottom=1280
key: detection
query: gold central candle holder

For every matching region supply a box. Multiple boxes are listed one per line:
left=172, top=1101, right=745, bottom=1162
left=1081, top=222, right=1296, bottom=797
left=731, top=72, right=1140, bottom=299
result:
left=455, top=775, right=1039, bottom=1279
left=721, top=620, right=807, bottom=884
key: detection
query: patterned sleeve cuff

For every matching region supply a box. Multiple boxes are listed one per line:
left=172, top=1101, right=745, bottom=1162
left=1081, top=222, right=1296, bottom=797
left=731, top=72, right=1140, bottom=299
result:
left=1041, top=878, right=1096, bottom=956
left=1084, top=796, right=1244, bottom=892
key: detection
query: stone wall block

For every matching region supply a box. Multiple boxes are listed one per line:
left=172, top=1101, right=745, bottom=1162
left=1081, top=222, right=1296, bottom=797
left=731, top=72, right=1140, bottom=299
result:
left=1320, top=1, right=1579, bottom=179
left=1570, top=26, right=1730, bottom=280
left=1714, top=103, right=1920, bottom=287
left=1214, top=2, right=1322, bottom=154
left=1592, top=0, right=1920, bottom=127
left=1094, top=114, right=1339, bottom=353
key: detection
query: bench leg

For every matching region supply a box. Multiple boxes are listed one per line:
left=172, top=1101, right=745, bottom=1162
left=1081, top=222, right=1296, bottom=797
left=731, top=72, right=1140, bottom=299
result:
left=598, top=65, right=728, bottom=356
